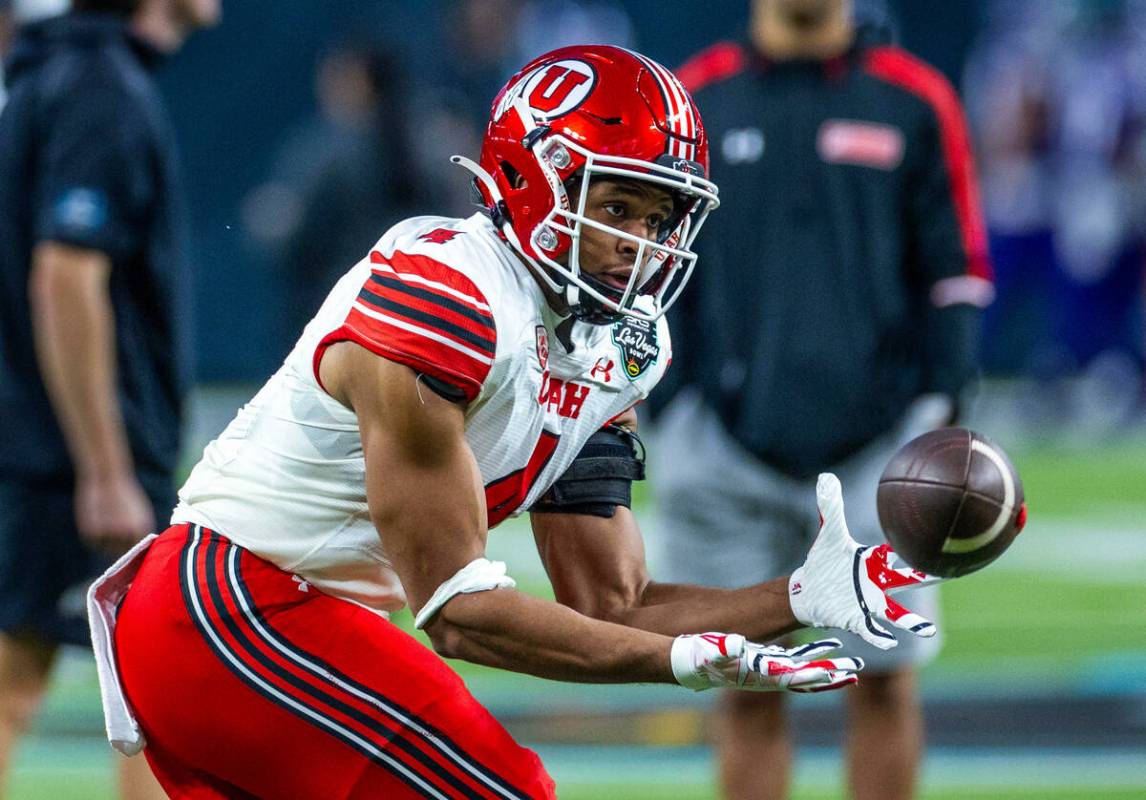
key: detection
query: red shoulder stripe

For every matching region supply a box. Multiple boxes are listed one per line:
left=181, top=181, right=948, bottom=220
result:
left=314, top=314, right=492, bottom=403
left=312, top=251, right=497, bottom=402
left=360, top=277, right=495, bottom=352
left=676, top=41, right=748, bottom=93
left=370, top=251, right=494, bottom=315
left=864, top=46, right=992, bottom=282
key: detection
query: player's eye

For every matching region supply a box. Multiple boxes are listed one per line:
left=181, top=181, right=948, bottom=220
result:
left=602, top=203, right=625, bottom=218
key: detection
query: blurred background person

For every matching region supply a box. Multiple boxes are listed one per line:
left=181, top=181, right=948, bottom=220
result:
left=0, top=0, right=218, bottom=796
left=243, top=40, right=432, bottom=344
left=0, top=1, right=10, bottom=110
left=514, top=0, right=635, bottom=64
left=241, top=0, right=645, bottom=349
left=0, top=0, right=70, bottom=110
left=650, top=1, right=992, bottom=798
left=965, top=0, right=1146, bottom=435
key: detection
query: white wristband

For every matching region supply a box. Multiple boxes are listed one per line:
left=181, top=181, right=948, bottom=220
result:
left=670, top=636, right=708, bottom=691
left=414, top=558, right=516, bottom=629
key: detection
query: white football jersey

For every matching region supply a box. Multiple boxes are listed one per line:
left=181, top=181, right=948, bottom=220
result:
left=173, top=213, right=671, bottom=614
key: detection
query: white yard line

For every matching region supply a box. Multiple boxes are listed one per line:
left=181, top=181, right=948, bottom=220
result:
left=996, top=519, right=1146, bottom=583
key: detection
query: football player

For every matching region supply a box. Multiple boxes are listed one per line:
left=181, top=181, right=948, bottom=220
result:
left=89, top=45, right=935, bottom=798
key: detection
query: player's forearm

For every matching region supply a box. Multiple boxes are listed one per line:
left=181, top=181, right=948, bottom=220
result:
left=608, top=579, right=801, bottom=642
left=29, top=243, right=134, bottom=478
left=532, top=510, right=801, bottom=641
left=427, top=588, right=676, bottom=685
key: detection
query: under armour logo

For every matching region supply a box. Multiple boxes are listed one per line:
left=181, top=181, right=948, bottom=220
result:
left=419, top=228, right=461, bottom=244
left=591, top=357, right=614, bottom=383
left=292, top=575, right=310, bottom=593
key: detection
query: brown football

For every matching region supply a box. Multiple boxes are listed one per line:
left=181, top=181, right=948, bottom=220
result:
left=876, top=427, right=1027, bottom=578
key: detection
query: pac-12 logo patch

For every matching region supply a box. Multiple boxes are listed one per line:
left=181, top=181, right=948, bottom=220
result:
left=494, top=59, right=597, bottom=122
left=535, top=325, right=549, bottom=371
left=611, top=317, right=659, bottom=380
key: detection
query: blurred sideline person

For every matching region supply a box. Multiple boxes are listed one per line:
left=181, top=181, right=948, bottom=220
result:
left=0, top=0, right=218, bottom=796
left=280, top=43, right=432, bottom=342
left=964, top=0, right=1146, bottom=426
left=653, top=1, right=993, bottom=798
left=0, top=1, right=10, bottom=110
left=88, top=45, right=937, bottom=798
left=243, top=40, right=433, bottom=346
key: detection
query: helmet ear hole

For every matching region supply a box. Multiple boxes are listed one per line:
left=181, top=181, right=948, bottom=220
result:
left=501, top=162, right=527, bottom=190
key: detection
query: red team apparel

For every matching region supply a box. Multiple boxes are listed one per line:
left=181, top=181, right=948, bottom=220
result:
left=110, top=212, right=672, bottom=798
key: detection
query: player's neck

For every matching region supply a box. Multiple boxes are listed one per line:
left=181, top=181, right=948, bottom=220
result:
left=752, top=8, right=854, bottom=61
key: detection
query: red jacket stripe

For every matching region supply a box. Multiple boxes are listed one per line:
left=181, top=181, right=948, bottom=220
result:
left=676, top=41, right=748, bottom=93
left=863, top=46, right=993, bottom=282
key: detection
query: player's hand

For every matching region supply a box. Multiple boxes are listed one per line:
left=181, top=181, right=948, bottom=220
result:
left=671, top=632, right=863, bottom=693
left=75, top=472, right=156, bottom=556
left=787, top=473, right=939, bottom=650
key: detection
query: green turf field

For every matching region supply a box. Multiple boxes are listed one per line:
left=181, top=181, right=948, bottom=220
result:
left=8, top=432, right=1146, bottom=798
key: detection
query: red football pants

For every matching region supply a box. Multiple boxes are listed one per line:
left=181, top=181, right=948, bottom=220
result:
left=115, top=524, right=556, bottom=799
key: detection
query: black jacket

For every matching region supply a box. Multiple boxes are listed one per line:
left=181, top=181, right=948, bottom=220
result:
left=658, top=35, right=993, bottom=479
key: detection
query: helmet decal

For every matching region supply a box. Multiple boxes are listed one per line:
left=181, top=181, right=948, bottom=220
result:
left=629, top=49, right=700, bottom=161
left=493, top=59, right=597, bottom=122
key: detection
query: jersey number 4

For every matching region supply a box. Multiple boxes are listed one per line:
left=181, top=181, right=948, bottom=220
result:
left=484, top=430, right=560, bottom=527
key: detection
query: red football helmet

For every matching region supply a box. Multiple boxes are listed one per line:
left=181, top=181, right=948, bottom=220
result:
left=452, top=45, right=719, bottom=323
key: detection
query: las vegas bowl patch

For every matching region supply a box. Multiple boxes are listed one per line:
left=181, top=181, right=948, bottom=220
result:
left=611, top=317, right=659, bottom=380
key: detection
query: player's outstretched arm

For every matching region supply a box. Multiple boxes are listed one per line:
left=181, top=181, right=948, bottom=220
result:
left=532, top=507, right=803, bottom=641
left=533, top=473, right=937, bottom=649
left=317, top=342, right=857, bottom=692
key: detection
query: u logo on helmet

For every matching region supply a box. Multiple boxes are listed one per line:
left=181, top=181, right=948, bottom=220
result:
left=493, top=59, right=597, bottom=122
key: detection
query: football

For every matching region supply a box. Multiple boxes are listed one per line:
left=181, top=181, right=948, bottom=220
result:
left=876, top=427, right=1027, bottom=578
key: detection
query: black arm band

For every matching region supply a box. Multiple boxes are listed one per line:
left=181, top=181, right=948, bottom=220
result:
left=530, top=424, right=646, bottom=518
left=418, top=373, right=468, bottom=403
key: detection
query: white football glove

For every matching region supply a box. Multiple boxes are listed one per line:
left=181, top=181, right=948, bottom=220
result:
left=671, top=633, right=863, bottom=693
left=788, top=473, right=942, bottom=650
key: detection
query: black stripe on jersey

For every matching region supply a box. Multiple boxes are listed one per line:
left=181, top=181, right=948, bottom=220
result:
left=368, top=272, right=494, bottom=329
left=357, top=289, right=497, bottom=354
left=228, top=548, right=533, bottom=800
left=181, top=529, right=481, bottom=800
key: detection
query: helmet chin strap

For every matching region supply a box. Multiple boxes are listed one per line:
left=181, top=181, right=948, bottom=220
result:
left=564, top=279, right=626, bottom=325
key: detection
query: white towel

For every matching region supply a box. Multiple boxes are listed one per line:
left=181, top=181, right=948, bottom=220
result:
left=85, top=534, right=156, bottom=756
